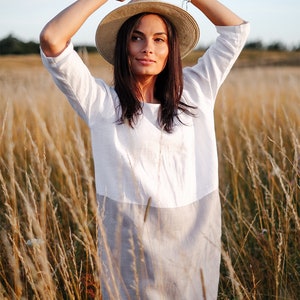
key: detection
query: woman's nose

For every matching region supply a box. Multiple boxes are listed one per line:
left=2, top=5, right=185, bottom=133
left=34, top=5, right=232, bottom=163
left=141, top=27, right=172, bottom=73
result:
left=142, top=39, right=153, bottom=53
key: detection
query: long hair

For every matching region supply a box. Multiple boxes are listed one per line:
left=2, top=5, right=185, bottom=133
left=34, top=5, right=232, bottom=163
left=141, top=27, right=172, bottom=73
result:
left=114, top=13, right=195, bottom=133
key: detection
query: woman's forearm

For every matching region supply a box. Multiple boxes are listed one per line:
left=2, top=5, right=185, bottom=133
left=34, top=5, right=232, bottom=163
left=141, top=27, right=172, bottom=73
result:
left=40, top=0, right=107, bottom=56
left=191, top=0, right=244, bottom=26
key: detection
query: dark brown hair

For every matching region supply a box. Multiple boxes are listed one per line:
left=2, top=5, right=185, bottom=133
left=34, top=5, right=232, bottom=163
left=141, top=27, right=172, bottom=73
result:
left=114, top=12, right=195, bottom=133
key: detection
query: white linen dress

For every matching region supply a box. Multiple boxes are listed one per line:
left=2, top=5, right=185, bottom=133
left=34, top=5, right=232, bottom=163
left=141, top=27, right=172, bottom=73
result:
left=41, top=23, right=250, bottom=300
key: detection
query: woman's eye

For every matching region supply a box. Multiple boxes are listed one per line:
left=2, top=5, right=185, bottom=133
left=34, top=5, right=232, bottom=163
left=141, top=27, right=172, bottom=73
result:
left=131, top=35, right=142, bottom=41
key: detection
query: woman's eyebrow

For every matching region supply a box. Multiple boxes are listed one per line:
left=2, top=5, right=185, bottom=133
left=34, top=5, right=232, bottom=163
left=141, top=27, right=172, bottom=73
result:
left=133, top=30, right=167, bottom=36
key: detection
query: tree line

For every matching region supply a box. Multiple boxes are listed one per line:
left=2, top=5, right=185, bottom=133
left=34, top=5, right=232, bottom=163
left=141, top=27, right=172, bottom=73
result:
left=0, top=35, right=98, bottom=55
left=0, top=34, right=299, bottom=55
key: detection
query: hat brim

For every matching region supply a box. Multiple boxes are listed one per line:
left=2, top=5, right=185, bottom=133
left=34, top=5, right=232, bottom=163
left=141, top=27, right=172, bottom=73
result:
left=95, top=1, right=200, bottom=65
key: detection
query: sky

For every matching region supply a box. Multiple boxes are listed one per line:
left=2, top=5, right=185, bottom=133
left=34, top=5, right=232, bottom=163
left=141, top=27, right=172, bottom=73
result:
left=1, top=0, right=299, bottom=49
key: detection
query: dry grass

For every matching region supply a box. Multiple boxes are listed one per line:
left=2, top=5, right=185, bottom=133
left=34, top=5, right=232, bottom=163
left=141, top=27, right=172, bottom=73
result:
left=0, top=52, right=299, bottom=299
left=215, top=66, right=300, bottom=299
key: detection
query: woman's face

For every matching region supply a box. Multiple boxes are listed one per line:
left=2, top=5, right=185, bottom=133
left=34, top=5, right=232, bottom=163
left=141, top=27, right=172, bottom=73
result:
left=128, top=14, right=169, bottom=80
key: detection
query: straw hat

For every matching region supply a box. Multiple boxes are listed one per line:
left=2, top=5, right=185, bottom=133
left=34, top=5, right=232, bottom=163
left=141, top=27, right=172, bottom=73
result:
left=95, top=0, right=200, bottom=65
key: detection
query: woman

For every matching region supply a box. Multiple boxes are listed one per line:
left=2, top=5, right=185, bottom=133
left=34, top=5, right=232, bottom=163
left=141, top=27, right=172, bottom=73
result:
left=40, top=0, right=249, bottom=298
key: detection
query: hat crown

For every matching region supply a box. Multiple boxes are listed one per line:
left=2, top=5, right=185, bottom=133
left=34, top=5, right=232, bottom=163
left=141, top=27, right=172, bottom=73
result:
left=129, top=0, right=165, bottom=4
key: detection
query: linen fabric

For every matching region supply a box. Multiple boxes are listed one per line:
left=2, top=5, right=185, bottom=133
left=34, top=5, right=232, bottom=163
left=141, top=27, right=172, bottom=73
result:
left=41, top=23, right=250, bottom=299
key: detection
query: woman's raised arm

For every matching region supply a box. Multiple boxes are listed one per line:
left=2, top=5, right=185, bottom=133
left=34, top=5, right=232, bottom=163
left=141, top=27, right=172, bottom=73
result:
left=40, top=0, right=108, bottom=57
left=191, top=0, right=245, bottom=26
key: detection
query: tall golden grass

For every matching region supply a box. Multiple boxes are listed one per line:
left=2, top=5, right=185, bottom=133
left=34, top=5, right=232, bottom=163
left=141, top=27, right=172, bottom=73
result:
left=0, top=52, right=299, bottom=299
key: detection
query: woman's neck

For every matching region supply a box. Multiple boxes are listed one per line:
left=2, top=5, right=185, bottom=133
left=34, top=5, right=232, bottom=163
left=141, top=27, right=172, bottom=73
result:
left=135, top=76, right=159, bottom=104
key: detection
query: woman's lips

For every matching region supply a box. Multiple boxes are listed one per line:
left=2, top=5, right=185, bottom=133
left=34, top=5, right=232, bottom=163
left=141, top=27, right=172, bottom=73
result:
left=136, top=58, right=156, bottom=65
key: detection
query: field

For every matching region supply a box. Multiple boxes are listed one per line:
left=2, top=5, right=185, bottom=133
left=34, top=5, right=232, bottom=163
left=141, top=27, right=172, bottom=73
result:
left=0, top=50, right=299, bottom=299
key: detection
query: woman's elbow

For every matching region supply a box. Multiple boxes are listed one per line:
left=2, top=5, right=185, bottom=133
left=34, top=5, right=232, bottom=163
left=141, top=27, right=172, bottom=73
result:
left=39, top=27, right=67, bottom=57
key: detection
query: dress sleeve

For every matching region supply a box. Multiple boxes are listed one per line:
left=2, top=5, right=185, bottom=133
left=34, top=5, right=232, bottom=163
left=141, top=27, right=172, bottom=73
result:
left=40, top=42, right=117, bottom=127
left=183, top=22, right=250, bottom=107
